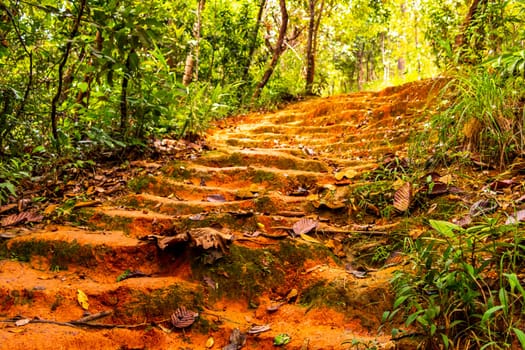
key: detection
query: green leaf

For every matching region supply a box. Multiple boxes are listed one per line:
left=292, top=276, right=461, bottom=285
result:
left=0, top=182, right=16, bottom=196
left=78, top=82, right=89, bottom=93
left=481, top=305, right=504, bottom=325
left=393, top=295, right=409, bottom=308
left=513, top=328, right=525, bottom=349
left=440, top=333, right=450, bottom=349
left=429, top=220, right=461, bottom=237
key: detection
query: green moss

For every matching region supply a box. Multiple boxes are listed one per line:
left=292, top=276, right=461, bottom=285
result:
left=253, top=196, right=274, bottom=212
left=192, top=241, right=334, bottom=304
left=125, top=284, right=203, bottom=321
left=7, top=239, right=102, bottom=270
left=251, top=169, right=276, bottom=183
left=87, top=212, right=133, bottom=234
left=300, top=280, right=349, bottom=310
left=128, top=176, right=157, bottom=193
left=1, top=289, right=35, bottom=310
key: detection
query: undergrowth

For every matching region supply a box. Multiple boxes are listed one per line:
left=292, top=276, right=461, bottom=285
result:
left=383, top=219, right=525, bottom=349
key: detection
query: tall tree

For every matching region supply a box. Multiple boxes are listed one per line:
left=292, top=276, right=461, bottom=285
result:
left=243, top=0, right=267, bottom=82
left=183, top=0, right=206, bottom=85
left=50, top=0, right=87, bottom=153
left=252, top=0, right=288, bottom=100
left=305, top=0, right=326, bottom=95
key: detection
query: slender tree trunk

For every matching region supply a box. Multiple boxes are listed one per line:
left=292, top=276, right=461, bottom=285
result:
left=454, top=0, right=487, bottom=62
left=380, top=32, right=388, bottom=82
left=183, top=0, right=206, bottom=86
left=243, top=0, right=266, bottom=82
left=305, top=0, right=325, bottom=95
left=120, top=49, right=134, bottom=135
left=50, top=0, right=86, bottom=153
left=252, top=0, right=288, bottom=100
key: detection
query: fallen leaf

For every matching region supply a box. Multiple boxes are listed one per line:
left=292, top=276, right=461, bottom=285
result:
left=393, top=182, right=412, bottom=212
left=205, top=337, right=214, bottom=348
left=505, top=209, right=525, bottom=224
left=292, top=218, right=319, bottom=236
left=8, top=328, right=25, bottom=333
left=77, top=289, right=89, bottom=310
left=300, top=233, right=320, bottom=243
left=206, top=194, right=226, bottom=202
left=189, top=227, right=232, bottom=252
left=266, top=302, right=283, bottom=313
left=73, top=200, right=101, bottom=208
left=248, top=324, right=271, bottom=334
left=43, top=204, right=59, bottom=216
left=1, top=211, right=43, bottom=227
left=489, top=179, right=515, bottom=191
left=0, top=203, right=17, bottom=214
left=171, top=306, right=198, bottom=328
left=15, top=318, right=31, bottom=327
left=345, top=263, right=368, bottom=278
left=469, top=199, right=498, bottom=217
left=286, top=288, right=298, bottom=302
left=334, top=168, right=359, bottom=181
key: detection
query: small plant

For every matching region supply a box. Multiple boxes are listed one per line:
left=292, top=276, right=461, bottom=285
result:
left=384, top=219, right=525, bottom=349
left=342, top=338, right=379, bottom=350
left=117, top=269, right=132, bottom=282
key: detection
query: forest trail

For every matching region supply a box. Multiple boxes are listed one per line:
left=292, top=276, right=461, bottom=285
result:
left=0, top=79, right=445, bottom=349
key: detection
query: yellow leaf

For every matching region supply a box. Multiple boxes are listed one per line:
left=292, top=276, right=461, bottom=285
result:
left=334, top=168, right=359, bottom=181
left=300, top=233, right=320, bottom=243
left=43, top=204, right=58, bottom=216
left=257, top=222, right=265, bottom=230
left=77, top=289, right=89, bottom=310
left=205, top=336, right=215, bottom=348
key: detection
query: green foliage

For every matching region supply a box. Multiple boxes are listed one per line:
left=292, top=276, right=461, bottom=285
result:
left=427, top=69, right=525, bottom=168
left=384, top=219, right=525, bottom=349
left=487, top=49, right=525, bottom=78
left=0, top=156, right=32, bottom=204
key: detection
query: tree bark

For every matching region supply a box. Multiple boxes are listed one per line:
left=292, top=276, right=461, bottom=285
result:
left=120, top=49, right=134, bottom=135
left=252, top=0, right=288, bottom=100
left=50, top=0, right=86, bottom=153
left=305, top=0, right=325, bottom=95
left=242, top=0, right=266, bottom=82
left=454, top=0, right=488, bottom=62
left=183, top=0, right=206, bottom=86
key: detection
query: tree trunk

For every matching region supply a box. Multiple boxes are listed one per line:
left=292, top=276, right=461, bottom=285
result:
left=252, top=0, right=288, bottom=100
left=183, top=0, right=206, bottom=86
left=305, top=0, right=325, bottom=96
left=242, top=0, right=266, bottom=82
left=50, top=0, right=86, bottom=153
left=120, top=49, right=134, bottom=136
left=454, top=0, right=487, bottom=62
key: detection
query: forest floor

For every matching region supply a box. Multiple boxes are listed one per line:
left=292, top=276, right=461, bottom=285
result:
left=1, top=77, right=514, bottom=349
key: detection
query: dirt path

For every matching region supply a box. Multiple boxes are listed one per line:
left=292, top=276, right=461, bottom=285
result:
left=0, top=79, right=445, bottom=349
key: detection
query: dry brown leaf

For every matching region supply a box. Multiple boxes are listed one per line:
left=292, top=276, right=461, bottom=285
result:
left=14, top=318, right=31, bottom=327
left=505, top=209, right=525, bottom=224
left=73, top=200, right=101, bottom=209
left=292, top=218, right=318, bottom=236
left=170, top=306, right=198, bottom=328
left=188, top=227, right=232, bottom=252
left=393, top=182, right=412, bottom=212
left=0, top=203, right=17, bottom=214
left=1, top=211, right=43, bottom=227
left=206, top=194, right=226, bottom=202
